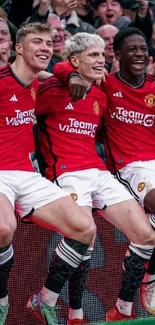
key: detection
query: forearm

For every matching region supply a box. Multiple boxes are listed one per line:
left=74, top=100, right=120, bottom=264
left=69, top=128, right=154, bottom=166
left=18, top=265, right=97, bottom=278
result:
left=134, top=11, right=152, bottom=42
left=38, top=0, right=50, bottom=15
left=27, top=7, right=49, bottom=23
left=53, top=61, right=77, bottom=83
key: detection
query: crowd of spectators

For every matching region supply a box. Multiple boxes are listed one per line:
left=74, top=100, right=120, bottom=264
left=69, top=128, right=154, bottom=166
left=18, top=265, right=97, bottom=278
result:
left=0, top=0, right=155, bottom=74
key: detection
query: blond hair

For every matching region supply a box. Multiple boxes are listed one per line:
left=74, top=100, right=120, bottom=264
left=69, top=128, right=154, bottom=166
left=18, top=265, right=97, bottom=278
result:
left=16, top=22, right=54, bottom=43
left=66, top=32, right=105, bottom=58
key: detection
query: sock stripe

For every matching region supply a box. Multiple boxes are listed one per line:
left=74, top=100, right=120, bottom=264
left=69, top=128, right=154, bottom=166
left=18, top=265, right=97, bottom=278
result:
left=0, top=245, right=14, bottom=265
left=55, top=239, right=86, bottom=268
left=83, top=247, right=93, bottom=261
left=58, top=241, right=82, bottom=264
left=56, top=247, right=79, bottom=268
left=129, top=243, right=153, bottom=260
left=61, top=239, right=84, bottom=260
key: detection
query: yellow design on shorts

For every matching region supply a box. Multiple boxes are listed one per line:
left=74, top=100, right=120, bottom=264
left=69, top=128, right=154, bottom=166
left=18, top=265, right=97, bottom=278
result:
left=71, top=193, right=78, bottom=201
left=137, top=182, right=145, bottom=192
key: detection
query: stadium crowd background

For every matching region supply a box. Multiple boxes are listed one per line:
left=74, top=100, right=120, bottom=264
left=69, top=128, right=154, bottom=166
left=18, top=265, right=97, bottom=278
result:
left=1, top=0, right=155, bottom=74
left=1, top=0, right=155, bottom=324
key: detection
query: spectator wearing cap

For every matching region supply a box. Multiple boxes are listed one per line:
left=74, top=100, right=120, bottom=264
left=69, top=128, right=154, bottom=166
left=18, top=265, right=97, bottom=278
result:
left=93, top=0, right=130, bottom=29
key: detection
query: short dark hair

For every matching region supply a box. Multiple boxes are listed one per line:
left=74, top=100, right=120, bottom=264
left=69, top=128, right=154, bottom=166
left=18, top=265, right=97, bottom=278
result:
left=16, top=22, right=53, bottom=43
left=113, top=27, right=146, bottom=52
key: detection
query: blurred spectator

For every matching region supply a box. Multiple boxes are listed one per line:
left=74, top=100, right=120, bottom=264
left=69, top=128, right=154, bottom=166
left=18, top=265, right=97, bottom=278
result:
left=75, top=0, right=95, bottom=25
left=0, top=17, right=12, bottom=65
left=0, top=6, right=17, bottom=47
left=27, top=0, right=51, bottom=25
left=64, top=29, right=72, bottom=40
left=46, top=13, right=67, bottom=72
left=47, top=13, right=65, bottom=54
left=93, top=0, right=153, bottom=44
left=122, top=0, right=153, bottom=43
left=28, top=0, right=97, bottom=35
left=149, top=20, right=155, bottom=61
left=97, top=23, right=119, bottom=72
left=92, top=0, right=130, bottom=29
left=51, top=0, right=97, bottom=35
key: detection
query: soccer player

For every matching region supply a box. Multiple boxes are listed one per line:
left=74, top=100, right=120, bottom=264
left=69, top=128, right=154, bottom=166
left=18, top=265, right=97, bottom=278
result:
left=52, top=27, right=155, bottom=321
left=0, top=22, right=99, bottom=325
left=36, top=31, right=155, bottom=324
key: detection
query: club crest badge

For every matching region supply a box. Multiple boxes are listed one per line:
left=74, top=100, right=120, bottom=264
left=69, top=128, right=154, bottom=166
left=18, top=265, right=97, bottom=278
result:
left=144, top=94, right=155, bottom=108
left=93, top=101, right=100, bottom=115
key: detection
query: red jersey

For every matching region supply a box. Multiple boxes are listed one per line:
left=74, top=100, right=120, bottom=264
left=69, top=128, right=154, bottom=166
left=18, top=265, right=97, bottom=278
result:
left=36, top=76, right=107, bottom=180
left=103, top=73, right=155, bottom=172
left=54, top=62, right=155, bottom=173
left=0, top=65, right=38, bottom=171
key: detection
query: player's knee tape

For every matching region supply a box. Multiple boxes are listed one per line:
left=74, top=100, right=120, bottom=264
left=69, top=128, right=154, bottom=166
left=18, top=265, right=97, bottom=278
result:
left=55, top=238, right=89, bottom=268
left=129, top=242, right=154, bottom=260
left=119, top=250, right=146, bottom=301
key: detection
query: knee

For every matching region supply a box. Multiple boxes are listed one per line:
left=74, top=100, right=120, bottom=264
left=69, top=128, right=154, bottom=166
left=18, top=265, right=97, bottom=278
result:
left=0, top=222, right=16, bottom=246
left=81, top=221, right=97, bottom=245
left=137, top=228, right=155, bottom=246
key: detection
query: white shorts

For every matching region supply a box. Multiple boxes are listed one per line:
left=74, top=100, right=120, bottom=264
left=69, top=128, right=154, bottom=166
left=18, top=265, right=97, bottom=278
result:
left=56, top=168, right=132, bottom=209
left=117, top=160, right=155, bottom=206
left=0, top=171, right=68, bottom=218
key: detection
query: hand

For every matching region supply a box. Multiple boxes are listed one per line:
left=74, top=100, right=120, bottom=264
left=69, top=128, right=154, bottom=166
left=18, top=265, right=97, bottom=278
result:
left=0, top=42, right=11, bottom=66
left=146, top=56, right=155, bottom=75
left=69, top=75, right=90, bottom=102
left=52, top=0, right=77, bottom=15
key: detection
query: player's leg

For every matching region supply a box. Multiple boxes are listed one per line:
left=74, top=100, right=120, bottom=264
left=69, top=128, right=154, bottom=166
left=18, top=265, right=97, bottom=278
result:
left=68, top=206, right=93, bottom=325
left=0, top=193, right=17, bottom=325
left=104, top=202, right=155, bottom=321
left=55, top=170, right=96, bottom=325
left=17, top=172, right=96, bottom=325
left=117, top=162, right=155, bottom=316
left=140, top=191, right=155, bottom=315
left=95, top=170, right=155, bottom=321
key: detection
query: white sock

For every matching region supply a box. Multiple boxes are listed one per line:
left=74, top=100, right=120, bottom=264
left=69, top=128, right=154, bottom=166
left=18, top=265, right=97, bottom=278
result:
left=116, top=298, right=133, bottom=316
left=69, top=308, right=83, bottom=320
left=41, top=286, right=59, bottom=307
left=0, top=296, right=8, bottom=306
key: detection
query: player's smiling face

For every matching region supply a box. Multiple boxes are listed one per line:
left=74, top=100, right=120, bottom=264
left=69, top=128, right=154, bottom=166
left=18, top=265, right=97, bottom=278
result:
left=20, top=32, right=53, bottom=73
left=116, top=34, right=149, bottom=77
left=70, top=46, right=105, bottom=86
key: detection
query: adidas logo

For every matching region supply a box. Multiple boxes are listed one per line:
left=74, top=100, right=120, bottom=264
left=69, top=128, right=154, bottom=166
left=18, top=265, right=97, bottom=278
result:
left=113, top=92, right=123, bottom=97
left=65, top=103, right=74, bottom=110
left=10, top=94, right=18, bottom=102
